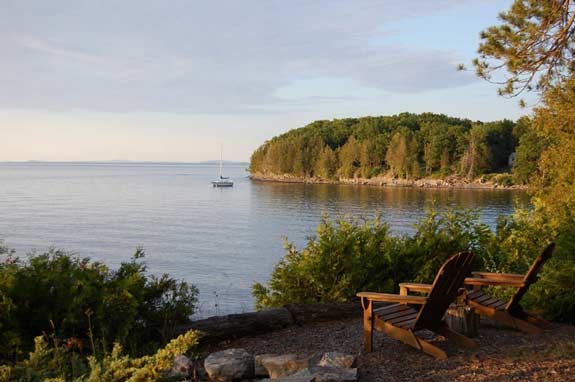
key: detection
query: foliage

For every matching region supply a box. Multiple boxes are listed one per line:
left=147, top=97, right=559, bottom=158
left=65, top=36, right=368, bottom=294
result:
left=521, top=75, right=575, bottom=321
left=250, top=113, right=520, bottom=181
left=472, top=0, right=575, bottom=321
left=473, top=0, right=575, bottom=97
left=253, top=207, right=574, bottom=322
left=0, top=248, right=198, bottom=361
left=253, top=214, right=403, bottom=309
left=314, top=145, right=338, bottom=179
left=0, top=330, right=199, bottom=382
left=459, top=124, right=492, bottom=179
left=512, top=117, right=547, bottom=184
left=253, top=209, right=493, bottom=309
left=530, top=75, right=575, bottom=227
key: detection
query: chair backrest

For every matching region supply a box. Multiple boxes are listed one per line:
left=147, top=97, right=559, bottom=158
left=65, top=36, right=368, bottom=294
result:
left=506, top=242, right=556, bottom=313
left=414, top=251, right=475, bottom=330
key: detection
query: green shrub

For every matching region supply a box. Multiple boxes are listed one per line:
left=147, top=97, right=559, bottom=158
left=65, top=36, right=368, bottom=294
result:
left=253, top=214, right=406, bottom=309
left=0, top=330, right=200, bottom=382
left=522, top=214, right=575, bottom=322
left=253, top=208, right=493, bottom=309
left=0, top=247, right=198, bottom=361
left=253, top=207, right=574, bottom=322
left=402, top=208, right=492, bottom=282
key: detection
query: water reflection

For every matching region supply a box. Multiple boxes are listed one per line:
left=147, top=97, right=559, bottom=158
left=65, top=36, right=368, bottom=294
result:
left=251, top=181, right=529, bottom=234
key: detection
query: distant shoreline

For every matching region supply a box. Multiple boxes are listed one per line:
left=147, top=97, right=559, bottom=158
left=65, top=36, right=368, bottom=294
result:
left=0, top=160, right=249, bottom=166
left=249, top=173, right=528, bottom=190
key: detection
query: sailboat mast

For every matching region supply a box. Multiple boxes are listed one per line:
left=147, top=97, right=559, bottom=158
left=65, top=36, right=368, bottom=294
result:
left=219, top=144, right=223, bottom=178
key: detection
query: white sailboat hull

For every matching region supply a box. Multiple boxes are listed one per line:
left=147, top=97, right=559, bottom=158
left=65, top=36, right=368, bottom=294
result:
left=211, top=179, right=234, bottom=187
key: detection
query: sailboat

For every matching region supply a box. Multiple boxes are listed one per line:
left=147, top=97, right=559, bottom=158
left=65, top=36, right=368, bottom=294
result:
left=211, top=145, right=234, bottom=187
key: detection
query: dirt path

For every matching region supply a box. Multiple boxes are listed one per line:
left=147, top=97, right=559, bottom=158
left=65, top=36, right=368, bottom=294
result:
left=206, top=318, right=575, bottom=381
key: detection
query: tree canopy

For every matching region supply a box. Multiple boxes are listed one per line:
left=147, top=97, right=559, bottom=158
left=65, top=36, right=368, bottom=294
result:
left=474, top=0, right=575, bottom=225
left=473, top=0, right=575, bottom=98
left=250, top=113, right=526, bottom=181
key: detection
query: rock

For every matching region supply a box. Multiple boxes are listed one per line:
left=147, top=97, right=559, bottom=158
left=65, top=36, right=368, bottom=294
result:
left=294, top=366, right=358, bottom=382
left=204, top=348, right=254, bottom=382
left=169, top=355, right=194, bottom=378
left=317, top=352, right=355, bottom=369
left=260, top=354, right=310, bottom=378
left=291, top=369, right=314, bottom=378
left=255, top=354, right=276, bottom=377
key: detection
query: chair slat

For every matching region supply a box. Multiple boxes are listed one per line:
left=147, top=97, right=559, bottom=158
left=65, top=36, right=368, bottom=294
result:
left=475, top=294, right=494, bottom=304
left=396, top=319, right=417, bottom=329
left=383, top=308, right=419, bottom=321
left=389, top=312, right=419, bottom=325
left=374, top=303, right=410, bottom=316
left=466, top=290, right=484, bottom=300
left=481, top=297, right=503, bottom=307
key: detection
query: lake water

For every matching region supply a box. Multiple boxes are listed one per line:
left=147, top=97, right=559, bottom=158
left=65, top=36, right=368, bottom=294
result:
left=0, top=162, right=529, bottom=317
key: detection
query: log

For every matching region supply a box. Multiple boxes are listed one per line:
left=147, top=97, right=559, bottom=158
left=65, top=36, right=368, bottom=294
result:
left=284, top=302, right=362, bottom=325
left=175, top=302, right=362, bottom=344
left=177, top=308, right=294, bottom=343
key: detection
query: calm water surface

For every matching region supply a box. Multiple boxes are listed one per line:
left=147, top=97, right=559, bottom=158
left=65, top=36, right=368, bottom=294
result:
left=0, top=162, right=529, bottom=316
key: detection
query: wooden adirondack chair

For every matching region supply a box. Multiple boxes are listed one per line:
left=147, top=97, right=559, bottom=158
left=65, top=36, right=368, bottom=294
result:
left=463, top=242, right=556, bottom=334
left=357, top=252, right=477, bottom=359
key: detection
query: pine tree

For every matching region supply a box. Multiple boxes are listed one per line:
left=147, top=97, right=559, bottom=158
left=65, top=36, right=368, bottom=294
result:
left=338, top=137, right=361, bottom=178
left=385, top=132, right=408, bottom=178
left=315, top=146, right=338, bottom=179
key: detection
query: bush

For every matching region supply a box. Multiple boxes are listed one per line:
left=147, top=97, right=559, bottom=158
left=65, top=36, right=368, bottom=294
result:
left=253, top=208, right=493, bottom=309
left=0, top=247, right=198, bottom=361
left=253, top=207, right=574, bottom=322
left=252, top=214, right=405, bottom=309
left=518, top=212, right=575, bottom=322
left=0, top=330, right=200, bottom=382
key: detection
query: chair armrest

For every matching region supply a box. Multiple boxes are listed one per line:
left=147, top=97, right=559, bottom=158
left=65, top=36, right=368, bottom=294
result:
left=464, top=277, right=525, bottom=288
left=398, top=283, right=433, bottom=294
left=357, top=292, right=427, bottom=304
left=472, top=272, right=525, bottom=281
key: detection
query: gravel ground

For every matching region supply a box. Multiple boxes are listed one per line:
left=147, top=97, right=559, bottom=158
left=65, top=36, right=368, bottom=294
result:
left=206, top=318, right=575, bottom=382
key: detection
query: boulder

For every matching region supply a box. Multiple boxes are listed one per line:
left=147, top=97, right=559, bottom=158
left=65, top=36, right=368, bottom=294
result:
left=260, top=354, right=310, bottom=378
left=204, top=348, right=254, bottom=382
left=255, top=354, right=275, bottom=377
left=169, top=355, right=194, bottom=378
left=317, top=352, right=355, bottom=369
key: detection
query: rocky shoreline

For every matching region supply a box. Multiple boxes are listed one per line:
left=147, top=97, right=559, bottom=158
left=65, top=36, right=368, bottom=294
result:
left=249, top=173, right=527, bottom=190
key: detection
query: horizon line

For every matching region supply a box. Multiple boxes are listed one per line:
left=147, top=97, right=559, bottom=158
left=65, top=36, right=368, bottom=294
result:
left=0, top=160, right=250, bottom=165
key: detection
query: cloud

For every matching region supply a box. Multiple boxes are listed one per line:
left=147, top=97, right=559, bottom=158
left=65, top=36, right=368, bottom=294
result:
left=18, top=38, right=106, bottom=65
left=0, top=0, right=479, bottom=113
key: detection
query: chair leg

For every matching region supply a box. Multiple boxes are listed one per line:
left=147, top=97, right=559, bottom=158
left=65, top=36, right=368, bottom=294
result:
left=435, top=324, right=478, bottom=349
left=373, top=317, right=447, bottom=359
left=361, top=298, right=373, bottom=352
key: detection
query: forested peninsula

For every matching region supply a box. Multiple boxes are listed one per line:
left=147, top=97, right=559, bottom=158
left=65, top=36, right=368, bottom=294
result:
left=249, top=113, right=541, bottom=188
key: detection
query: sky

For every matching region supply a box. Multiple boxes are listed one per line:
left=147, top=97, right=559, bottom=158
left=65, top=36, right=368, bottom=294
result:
left=0, top=0, right=532, bottom=162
